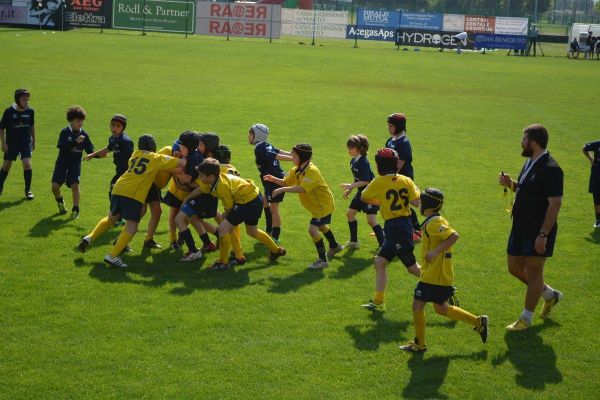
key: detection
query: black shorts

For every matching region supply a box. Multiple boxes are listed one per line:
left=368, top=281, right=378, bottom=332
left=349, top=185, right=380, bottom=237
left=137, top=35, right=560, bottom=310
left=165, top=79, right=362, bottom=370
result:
left=377, top=216, right=414, bottom=262
left=310, top=214, right=332, bottom=227
left=110, top=194, right=143, bottom=222
left=589, top=170, right=600, bottom=194
left=162, top=191, right=183, bottom=209
left=4, top=143, right=32, bottom=161
left=226, top=194, right=263, bottom=226
left=181, top=193, right=218, bottom=219
left=145, top=184, right=161, bottom=203
left=349, top=196, right=379, bottom=214
left=262, top=181, right=285, bottom=203
left=413, top=281, right=455, bottom=305
left=52, top=162, right=80, bottom=188
left=507, top=228, right=557, bottom=257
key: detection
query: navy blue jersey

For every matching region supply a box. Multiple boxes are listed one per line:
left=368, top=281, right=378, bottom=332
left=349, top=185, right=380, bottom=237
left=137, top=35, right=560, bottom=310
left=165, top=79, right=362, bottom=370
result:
left=350, top=155, right=375, bottom=197
left=0, top=105, right=34, bottom=146
left=107, top=133, right=134, bottom=175
left=385, top=134, right=413, bottom=179
left=254, top=141, right=284, bottom=178
left=584, top=140, right=600, bottom=172
left=186, top=150, right=205, bottom=180
left=56, top=126, right=94, bottom=165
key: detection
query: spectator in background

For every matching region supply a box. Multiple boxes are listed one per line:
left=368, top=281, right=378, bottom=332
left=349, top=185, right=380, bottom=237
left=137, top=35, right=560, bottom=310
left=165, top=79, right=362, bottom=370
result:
left=595, top=38, right=600, bottom=60
left=527, top=24, right=538, bottom=57
left=568, top=37, right=580, bottom=59
left=585, top=32, right=593, bottom=59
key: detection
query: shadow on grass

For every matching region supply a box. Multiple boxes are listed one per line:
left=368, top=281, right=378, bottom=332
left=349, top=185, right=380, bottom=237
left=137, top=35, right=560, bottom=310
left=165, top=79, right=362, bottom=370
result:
left=584, top=228, right=600, bottom=244
left=329, top=251, right=372, bottom=280
left=345, top=312, right=410, bottom=351
left=402, top=350, right=488, bottom=399
left=492, top=319, right=562, bottom=390
left=0, top=197, right=26, bottom=212
left=426, top=319, right=458, bottom=329
left=29, top=213, right=85, bottom=237
left=267, top=267, right=325, bottom=294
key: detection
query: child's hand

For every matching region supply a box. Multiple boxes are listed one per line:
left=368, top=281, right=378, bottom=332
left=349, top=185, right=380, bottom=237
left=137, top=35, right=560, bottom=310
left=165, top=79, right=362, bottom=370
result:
left=272, top=188, right=282, bottom=198
left=84, top=154, right=93, bottom=161
left=75, top=135, right=86, bottom=144
left=425, top=250, right=439, bottom=263
left=342, top=189, right=352, bottom=199
left=263, top=175, right=274, bottom=182
left=340, top=183, right=352, bottom=191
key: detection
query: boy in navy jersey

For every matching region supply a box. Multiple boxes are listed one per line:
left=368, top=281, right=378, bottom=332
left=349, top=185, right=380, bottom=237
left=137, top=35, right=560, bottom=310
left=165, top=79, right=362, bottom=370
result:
left=0, top=89, right=36, bottom=199
left=51, top=106, right=94, bottom=219
left=248, top=123, right=292, bottom=242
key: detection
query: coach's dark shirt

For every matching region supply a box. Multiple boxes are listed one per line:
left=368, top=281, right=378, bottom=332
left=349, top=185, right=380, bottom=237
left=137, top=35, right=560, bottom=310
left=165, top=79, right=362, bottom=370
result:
left=584, top=140, right=600, bottom=172
left=56, top=126, right=94, bottom=165
left=512, top=152, right=563, bottom=237
left=254, top=141, right=284, bottom=178
left=0, top=105, right=34, bottom=147
left=108, top=133, right=134, bottom=176
left=350, top=155, right=374, bottom=197
left=386, top=134, right=413, bottom=179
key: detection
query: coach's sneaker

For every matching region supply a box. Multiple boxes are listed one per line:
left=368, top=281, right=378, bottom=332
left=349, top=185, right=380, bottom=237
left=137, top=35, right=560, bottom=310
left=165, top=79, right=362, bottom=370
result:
left=57, top=200, right=67, bottom=215
left=308, top=259, right=329, bottom=269
left=179, top=251, right=203, bottom=262
left=201, top=242, right=217, bottom=253
left=78, top=237, right=91, bottom=253
left=399, top=341, right=427, bottom=354
left=143, top=239, right=162, bottom=249
left=505, top=319, right=531, bottom=331
left=540, top=290, right=563, bottom=320
left=25, top=191, right=34, bottom=200
left=361, top=300, right=386, bottom=312
left=326, top=244, right=344, bottom=258
left=104, top=254, right=128, bottom=269
left=343, top=241, right=360, bottom=250
left=474, top=315, right=489, bottom=343
left=268, top=247, right=286, bottom=262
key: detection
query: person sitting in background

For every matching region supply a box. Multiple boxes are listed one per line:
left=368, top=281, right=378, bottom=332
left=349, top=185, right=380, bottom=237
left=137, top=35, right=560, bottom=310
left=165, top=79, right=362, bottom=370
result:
left=568, top=37, right=580, bottom=59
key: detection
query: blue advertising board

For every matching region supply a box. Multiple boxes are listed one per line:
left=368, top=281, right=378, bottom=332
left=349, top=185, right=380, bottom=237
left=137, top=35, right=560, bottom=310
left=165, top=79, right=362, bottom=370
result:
left=346, top=25, right=396, bottom=41
left=475, top=33, right=527, bottom=49
left=400, top=12, right=442, bottom=31
left=356, top=8, right=400, bottom=28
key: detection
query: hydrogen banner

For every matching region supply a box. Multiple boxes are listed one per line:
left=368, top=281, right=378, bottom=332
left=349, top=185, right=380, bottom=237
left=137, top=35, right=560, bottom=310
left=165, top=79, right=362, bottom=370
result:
left=396, top=29, right=475, bottom=49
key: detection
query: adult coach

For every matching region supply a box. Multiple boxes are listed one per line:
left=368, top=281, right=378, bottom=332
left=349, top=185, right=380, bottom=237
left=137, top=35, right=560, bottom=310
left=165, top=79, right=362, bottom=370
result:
left=582, top=138, right=600, bottom=228
left=499, top=124, right=563, bottom=331
left=0, top=89, right=36, bottom=199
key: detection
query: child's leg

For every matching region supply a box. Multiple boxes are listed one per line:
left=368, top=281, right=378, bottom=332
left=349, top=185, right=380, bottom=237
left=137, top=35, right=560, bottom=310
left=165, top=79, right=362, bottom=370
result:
left=245, top=224, right=279, bottom=252
left=175, top=211, right=197, bottom=253
left=22, top=157, right=32, bottom=193
left=346, top=208, right=358, bottom=243
left=217, top=219, right=234, bottom=263
left=144, top=201, right=162, bottom=242
left=110, top=220, right=138, bottom=257
left=319, top=224, right=340, bottom=249
left=309, top=224, right=327, bottom=261
left=412, top=299, right=427, bottom=347
left=231, top=225, right=244, bottom=258
left=433, top=302, right=479, bottom=327
left=261, top=195, right=272, bottom=234
left=71, top=183, right=80, bottom=210
left=51, top=182, right=62, bottom=200
left=86, top=212, right=119, bottom=242
left=366, top=213, right=385, bottom=246
left=168, top=207, right=179, bottom=244
left=269, top=202, right=281, bottom=240
left=373, top=256, right=389, bottom=305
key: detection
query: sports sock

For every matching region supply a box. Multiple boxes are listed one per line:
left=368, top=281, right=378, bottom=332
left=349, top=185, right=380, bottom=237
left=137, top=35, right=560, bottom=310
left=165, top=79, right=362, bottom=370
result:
left=410, top=208, right=420, bottom=230
left=313, top=237, right=327, bottom=261
left=373, top=291, right=385, bottom=305
left=24, top=169, right=32, bottom=192
left=542, top=285, right=556, bottom=301
left=178, top=229, right=198, bottom=253
left=445, top=305, right=479, bottom=326
left=55, top=196, right=64, bottom=203
left=596, top=211, right=600, bottom=222
left=231, top=226, right=243, bottom=258
left=169, top=230, right=177, bottom=244
left=264, top=207, right=272, bottom=233
left=520, top=309, right=534, bottom=324
left=89, top=217, right=113, bottom=241
left=348, top=220, right=358, bottom=242
left=413, top=310, right=426, bottom=347
left=322, top=227, right=339, bottom=248
left=372, top=224, right=385, bottom=246
left=0, top=168, right=8, bottom=187
left=271, top=227, right=281, bottom=241
left=199, top=232, right=211, bottom=246
left=110, top=230, right=133, bottom=258
left=72, top=206, right=80, bottom=213
left=254, top=228, right=279, bottom=252
left=219, top=234, right=231, bottom=263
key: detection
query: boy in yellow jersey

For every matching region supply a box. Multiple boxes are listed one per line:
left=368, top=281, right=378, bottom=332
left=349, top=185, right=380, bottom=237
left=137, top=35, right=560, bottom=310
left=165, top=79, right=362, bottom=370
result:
left=399, top=188, right=488, bottom=353
left=191, top=158, right=286, bottom=270
left=264, top=143, right=342, bottom=269
left=77, top=135, right=185, bottom=268
left=360, top=148, right=421, bottom=311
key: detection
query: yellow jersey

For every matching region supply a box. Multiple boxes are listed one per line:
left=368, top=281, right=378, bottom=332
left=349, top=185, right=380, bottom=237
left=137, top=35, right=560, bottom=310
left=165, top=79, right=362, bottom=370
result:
left=154, top=146, right=175, bottom=189
left=283, top=162, right=334, bottom=218
left=361, top=174, right=419, bottom=221
left=420, top=215, right=457, bottom=286
left=209, top=173, right=259, bottom=210
left=220, top=163, right=241, bottom=177
left=112, top=150, right=179, bottom=204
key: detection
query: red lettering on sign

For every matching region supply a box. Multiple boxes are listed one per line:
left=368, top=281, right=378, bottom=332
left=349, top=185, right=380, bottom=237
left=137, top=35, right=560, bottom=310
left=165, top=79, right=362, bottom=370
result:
left=256, top=6, right=266, bottom=19
left=255, top=23, right=266, bottom=36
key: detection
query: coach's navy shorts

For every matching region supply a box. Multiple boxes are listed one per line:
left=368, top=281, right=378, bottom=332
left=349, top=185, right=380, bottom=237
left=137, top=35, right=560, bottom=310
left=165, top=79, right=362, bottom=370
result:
left=262, top=181, right=285, bottom=203
left=110, top=194, right=143, bottom=222
left=162, top=191, right=183, bottom=209
left=507, top=228, right=557, bottom=258
left=378, top=216, right=414, bottom=264
left=4, top=143, right=32, bottom=161
left=181, top=193, right=218, bottom=219
left=226, top=194, right=263, bottom=226
left=413, top=282, right=455, bottom=305
left=52, top=162, right=80, bottom=188
left=349, top=196, right=379, bottom=214
left=310, top=214, right=332, bottom=227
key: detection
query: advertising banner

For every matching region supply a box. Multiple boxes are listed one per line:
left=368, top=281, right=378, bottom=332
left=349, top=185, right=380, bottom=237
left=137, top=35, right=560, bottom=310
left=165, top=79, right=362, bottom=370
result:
left=464, top=15, right=495, bottom=33
left=346, top=25, right=395, bottom=41
left=475, top=33, right=526, bottom=49
left=396, top=29, right=474, bottom=49
left=356, top=8, right=399, bottom=28
left=0, top=5, right=27, bottom=24
left=113, top=0, right=195, bottom=33
left=494, top=17, right=528, bottom=35
left=443, top=13, right=464, bottom=32
left=281, top=8, right=347, bottom=38
left=65, top=0, right=112, bottom=28
left=400, top=12, right=442, bottom=31
left=196, top=1, right=281, bottom=38
left=26, top=0, right=65, bottom=27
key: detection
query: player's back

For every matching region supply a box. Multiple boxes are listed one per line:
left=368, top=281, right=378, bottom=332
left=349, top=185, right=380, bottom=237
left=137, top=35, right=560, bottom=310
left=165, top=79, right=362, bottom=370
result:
left=362, top=174, right=419, bottom=221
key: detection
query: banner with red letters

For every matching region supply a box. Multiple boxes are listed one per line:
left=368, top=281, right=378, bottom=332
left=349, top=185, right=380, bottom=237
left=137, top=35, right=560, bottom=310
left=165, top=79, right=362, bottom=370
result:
left=195, top=1, right=281, bottom=39
left=65, top=0, right=112, bottom=28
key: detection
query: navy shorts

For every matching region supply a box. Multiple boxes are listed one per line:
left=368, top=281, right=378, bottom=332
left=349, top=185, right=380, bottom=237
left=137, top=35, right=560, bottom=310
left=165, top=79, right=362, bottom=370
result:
left=310, top=214, right=332, bottom=227
left=226, top=194, right=263, bottom=226
left=507, top=228, right=557, bottom=257
left=110, top=194, right=143, bottom=222
left=52, top=162, right=80, bottom=188
left=181, top=193, right=218, bottom=219
left=413, top=281, right=455, bottom=305
left=377, top=217, right=414, bottom=263
left=145, top=184, right=161, bottom=203
left=262, top=181, right=285, bottom=203
left=162, top=191, right=183, bottom=209
left=349, top=196, right=380, bottom=214
left=4, top=143, right=32, bottom=161
left=589, top=170, right=600, bottom=194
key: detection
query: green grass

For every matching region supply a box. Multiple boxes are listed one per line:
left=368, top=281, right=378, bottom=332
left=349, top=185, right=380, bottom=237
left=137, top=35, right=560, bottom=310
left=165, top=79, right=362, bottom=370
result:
left=0, top=28, right=599, bottom=399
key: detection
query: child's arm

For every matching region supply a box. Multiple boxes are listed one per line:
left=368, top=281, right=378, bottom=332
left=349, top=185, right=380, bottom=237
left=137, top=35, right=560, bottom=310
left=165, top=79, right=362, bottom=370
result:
left=272, top=185, right=305, bottom=198
left=0, top=128, right=6, bottom=152
left=583, top=145, right=596, bottom=166
left=276, top=153, right=293, bottom=161
left=30, top=126, right=36, bottom=151
left=278, top=149, right=292, bottom=157
left=425, top=232, right=459, bottom=262
left=263, top=174, right=286, bottom=186
left=84, top=147, right=109, bottom=161
left=182, top=186, right=204, bottom=204
left=340, top=181, right=369, bottom=199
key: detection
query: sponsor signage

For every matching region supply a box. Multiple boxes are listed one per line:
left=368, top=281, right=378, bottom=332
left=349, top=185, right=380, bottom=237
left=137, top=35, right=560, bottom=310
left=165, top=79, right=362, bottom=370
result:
left=281, top=8, right=347, bottom=38
left=0, top=5, right=27, bottom=23
left=464, top=15, right=495, bottom=33
left=495, top=17, right=528, bottom=35
left=475, top=33, right=527, bottom=49
left=113, top=0, right=195, bottom=33
left=443, top=13, right=464, bottom=32
left=26, top=0, right=65, bottom=27
left=196, top=1, right=281, bottom=38
left=400, top=12, right=442, bottom=31
left=396, top=29, right=474, bottom=49
left=65, top=0, right=112, bottom=27
left=356, top=8, right=399, bottom=28
left=346, top=25, right=395, bottom=41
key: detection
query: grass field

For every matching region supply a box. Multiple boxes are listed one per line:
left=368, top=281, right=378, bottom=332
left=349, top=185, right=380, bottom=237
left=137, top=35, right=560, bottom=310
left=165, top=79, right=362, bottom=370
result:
left=1, top=28, right=599, bottom=399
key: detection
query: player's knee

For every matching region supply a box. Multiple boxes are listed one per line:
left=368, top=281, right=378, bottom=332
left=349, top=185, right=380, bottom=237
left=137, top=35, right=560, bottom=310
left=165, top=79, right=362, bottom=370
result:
left=433, top=303, right=447, bottom=316
left=399, top=250, right=416, bottom=268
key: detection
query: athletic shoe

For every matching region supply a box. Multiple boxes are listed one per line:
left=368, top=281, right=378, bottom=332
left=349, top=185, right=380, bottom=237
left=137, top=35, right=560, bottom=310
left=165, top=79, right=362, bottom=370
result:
left=594, top=220, right=600, bottom=229
left=229, top=256, right=246, bottom=266
left=201, top=242, right=217, bottom=253
left=143, top=239, right=162, bottom=249
left=448, top=287, right=460, bottom=307
left=103, top=254, right=128, bottom=269
left=361, top=300, right=386, bottom=312
left=268, top=247, right=286, bottom=262
left=169, top=241, right=181, bottom=251
left=474, top=315, right=488, bottom=343
left=70, top=211, right=79, bottom=220
left=25, top=191, right=34, bottom=200
left=57, top=201, right=67, bottom=215
left=179, top=251, right=203, bottom=262
left=540, top=290, right=563, bottom=319
left=77, top=237, right=91, bottom=253
left=343, top=241, right=360, bottom=250
left=399, top=341, right=427, bottom=353
left=326, top=244, right=344, bottom=258
left=308, top=259, right=329, bottom=269
left=505, top=319, right=531, bottom=331
left=412, top=230, right=422, bottom=243
left=208, top=261, right=231, bottom=271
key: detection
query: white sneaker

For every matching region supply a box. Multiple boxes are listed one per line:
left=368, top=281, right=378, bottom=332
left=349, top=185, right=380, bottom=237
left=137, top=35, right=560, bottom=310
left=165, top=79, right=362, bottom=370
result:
left=308, top=259, right=329, bottom=269
left=344, top=241, right=360, bottom=250
left=594, top=221, right=600, bottom=229
left=104, top=254, right=128, bottom=269
left=179, top=251, right=203, bottom=262
left=326, top=244, right=344, bottom=258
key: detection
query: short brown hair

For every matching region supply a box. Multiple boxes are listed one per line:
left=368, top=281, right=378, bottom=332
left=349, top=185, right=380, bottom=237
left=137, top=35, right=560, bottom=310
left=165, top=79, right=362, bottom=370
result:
left=66, top=105, right=86, bottom=122
left=524, top=124, right=548, bottom=149
left=346, top=134, right=369, bottom=156
left=195, top=158, right=220, bottom=177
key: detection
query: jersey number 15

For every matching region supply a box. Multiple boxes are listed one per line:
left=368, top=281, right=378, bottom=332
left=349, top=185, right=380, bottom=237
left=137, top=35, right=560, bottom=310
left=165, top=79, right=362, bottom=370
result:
left=128, top=158, right=150, bottom=175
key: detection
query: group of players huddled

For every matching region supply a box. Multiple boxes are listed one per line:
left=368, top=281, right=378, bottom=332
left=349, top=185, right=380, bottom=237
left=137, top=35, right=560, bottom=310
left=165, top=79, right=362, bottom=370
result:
left=1, top=88, right=498, bottom=353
